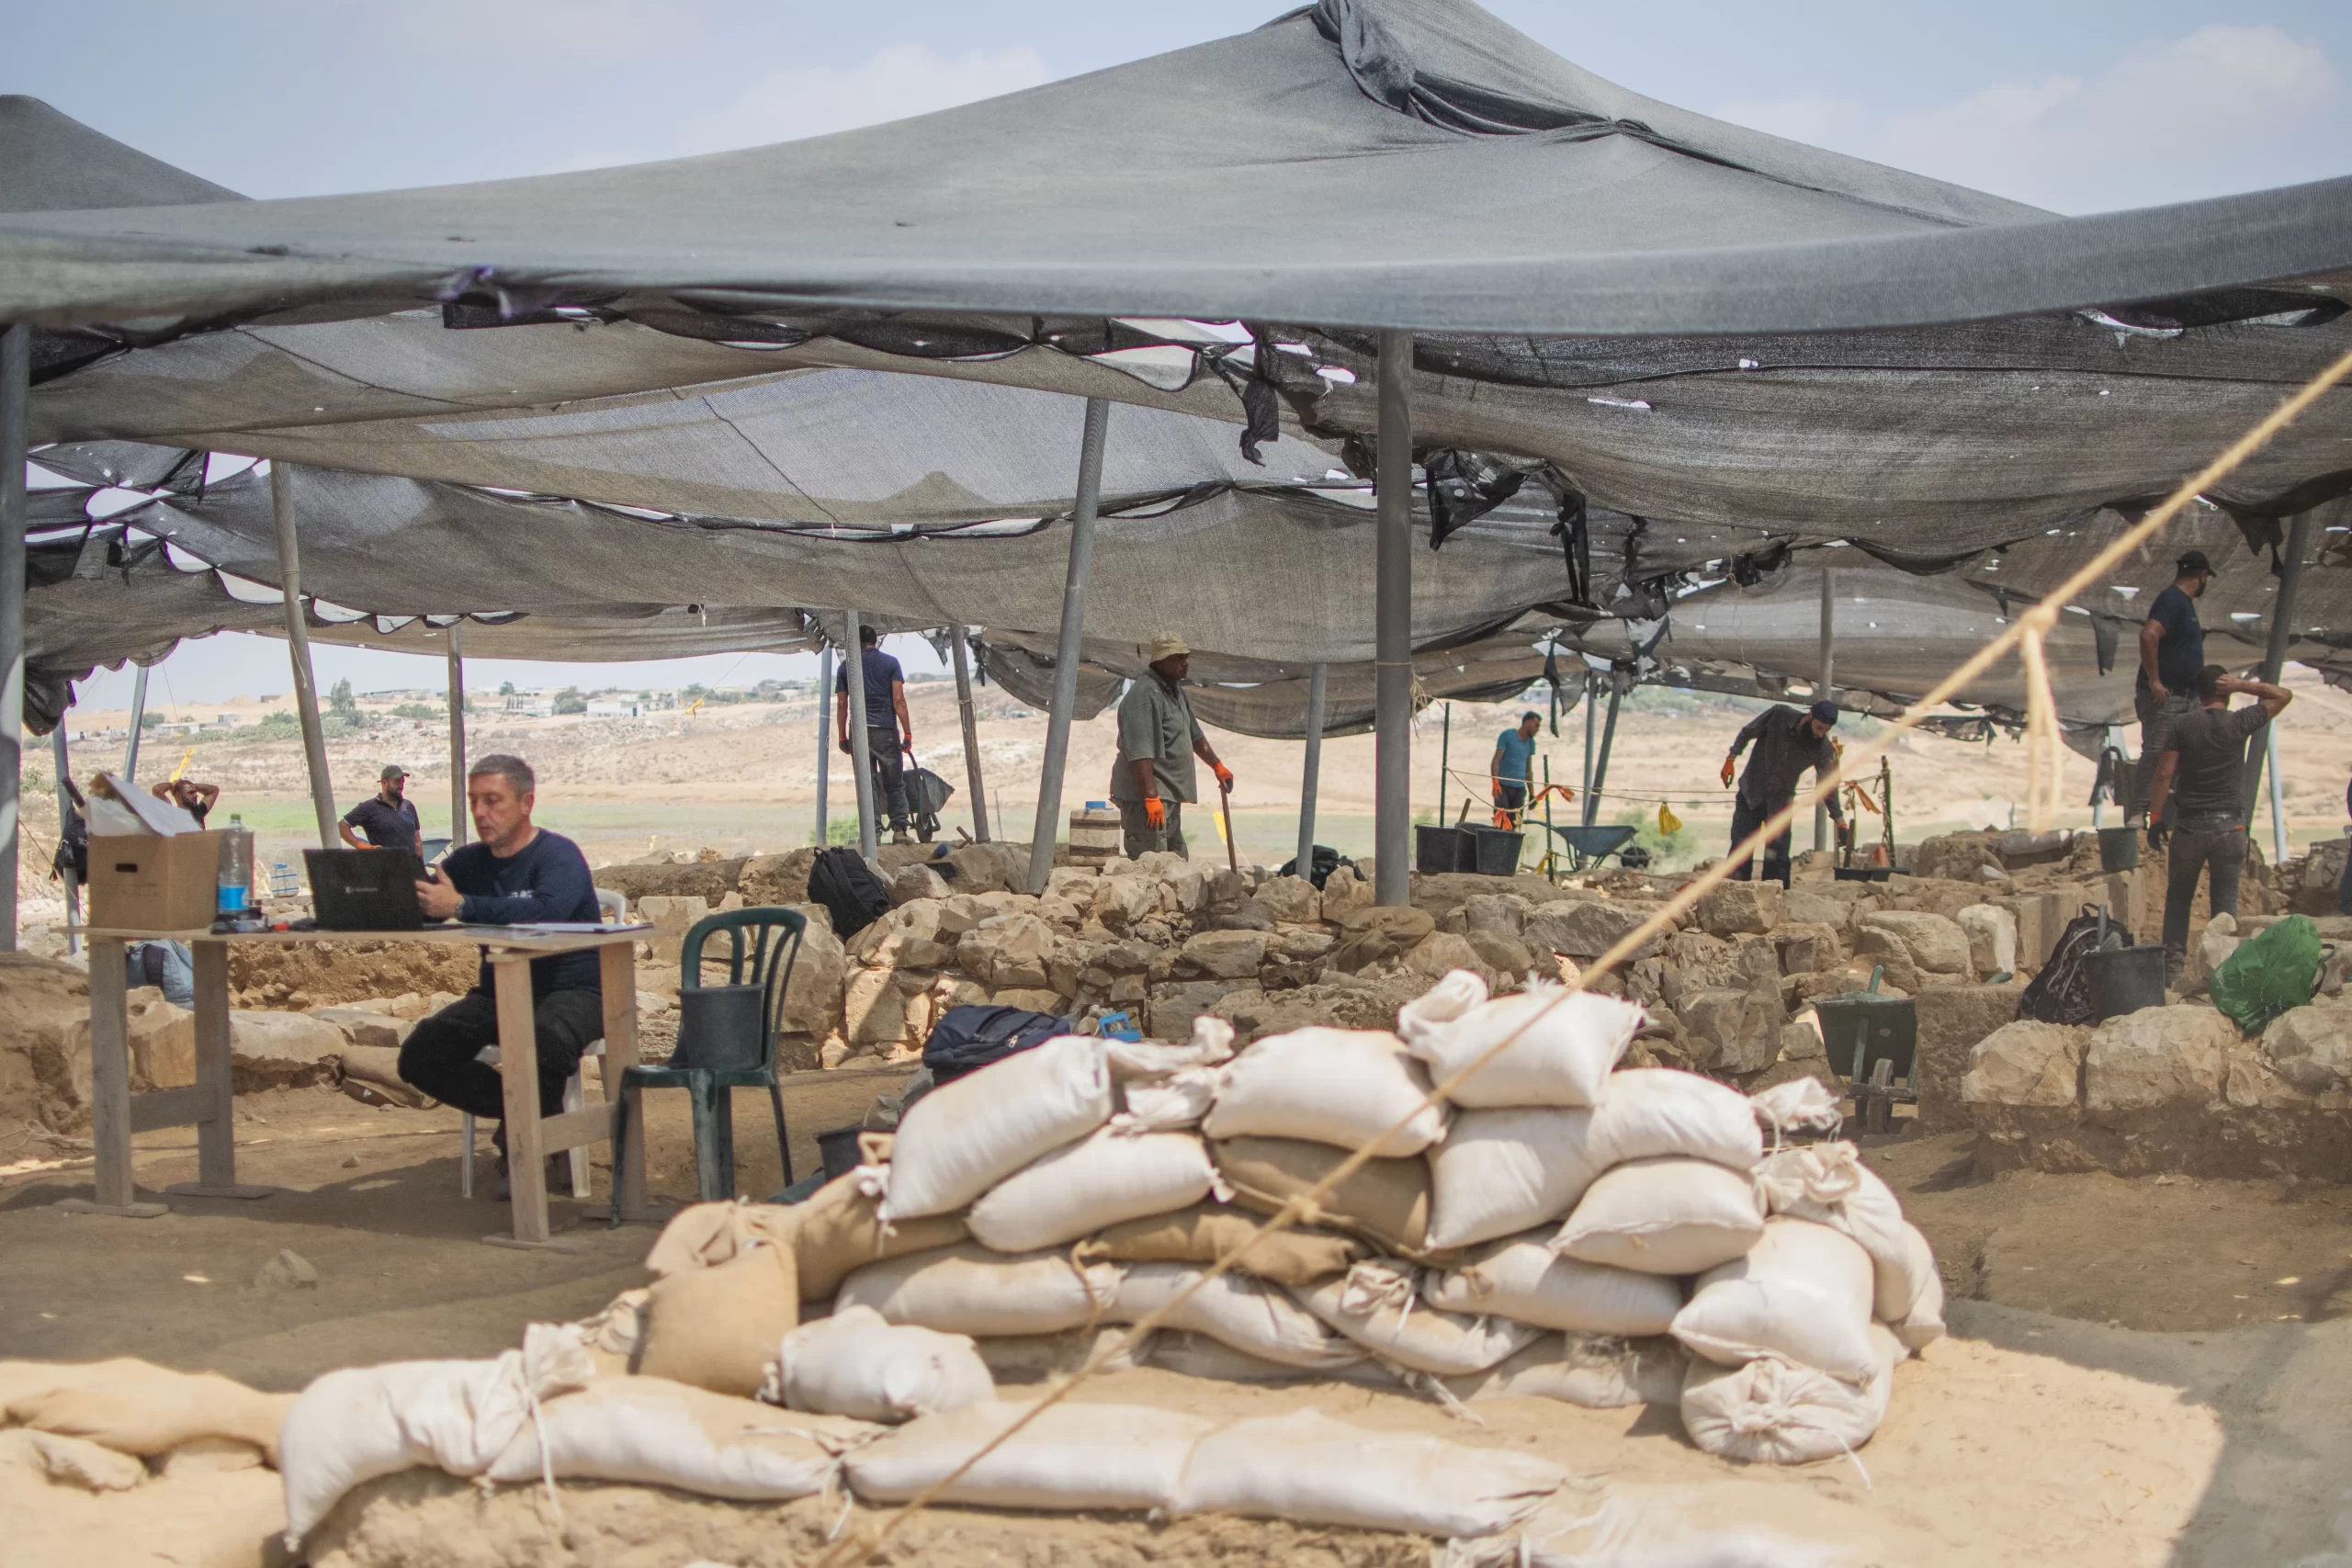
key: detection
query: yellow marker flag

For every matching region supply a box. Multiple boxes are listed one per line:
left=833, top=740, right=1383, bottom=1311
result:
left=1657, top=802, right=1681, bottom=835
left=168, top=747, right=194, bottom=782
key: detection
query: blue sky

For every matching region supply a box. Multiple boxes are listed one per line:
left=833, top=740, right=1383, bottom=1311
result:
left=12, top=0, right=2348, bottom=705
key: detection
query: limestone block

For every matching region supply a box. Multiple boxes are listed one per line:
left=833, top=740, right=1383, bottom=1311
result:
left=1911, top=980, right=2024, bottom=1132
left=890, top=864, right=952, bottom=906
left=953, top=912, right=1056, bottom=990
left=1091, top=874, right=1164, bottom=933
left=941, top=843, right=1021, bottom=896
left=1781, top=890, right=1851, bottom=931
left=1693, top=880, right=1782, bottom=937
left=1045, top=866, right=1100, bottom=900
left=1956, top=904, right=2018, bottom=978
left=1855, top=910, right=1973, bottom=976
left=1035, top=895, right=1088, bottom=932
left=1464, top=930, right=1534, bottom=979
left=1148, top=980, right=1236, bottom=1040
left=228, top=1010, right=347, bottom=1090
left=992, top=987, right=1069, bottom=1016
left=844, top=967, right=915, bottom=1047
left=737, top=847, right=820, bottom=906
left=2084, top=1005, right=2234, bottom=1113
left=1779, top=1018, right=1827, bottom=1063
left=310, top=1006, right=410, bottom=1051
left=1962, top=1020, right=2087, bottom=1109
left=2258, top=1001, right=2352, bottom=1096
left=1329, top=907, right=1435, bottom=972
left=115, top=987, right=196, bottom=1090
left=1460, top=893, right=1531, bottom=938
left=1771, top=922, right=1843, bottom=978
left=1176, top=930, right=1270, bottom=980
left=778, top=915, right=848, bottom=1038
left=1404, top=931, right=1488, bottom=983
left=1992, top=896, right=2047, bottom=971
left=1683, top=986, right=1783, bottom=1075
left=1850, top=928, right=1921, bottom=993
left=2187, top=914, right=2241, bottom=990
left=1321, top=865, right=1374, bottom=921
left=1255, top=875, right=1322, bottom=926
left=1136, top=851, right=1187, bottom=879
left=1523, top=899, right=1659, bottom=962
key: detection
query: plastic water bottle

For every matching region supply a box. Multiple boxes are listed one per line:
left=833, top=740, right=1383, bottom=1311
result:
left=217, top=815, right=254, bottom=915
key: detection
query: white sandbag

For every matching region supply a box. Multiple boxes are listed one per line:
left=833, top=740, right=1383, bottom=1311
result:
left=1446, top=1332, right=1688, bottom=1409
left=1203, top=1026, right=1446, bottom=1156
left=1893, top=1224, right=1947, bottom=1349
left=1396, top=966, right=1490, bottom=1049
left=1427, top=1234, right=1683, bottom=1337
left=1750, top=1075, right=1843, bottom=1138
left=1174, top=1407, right=1566, bottom=1538
left=1144, top=1332, right=1393, bottom=1387
left=1105, top=1016, right=1235, bottom=1078
left=834, top=1244, right=1121, bottom=1338
left=484, top=1376, right=877, bottom=1499
left=1679, top=1324, right=1906, bottom=1465
left=1754, top=1141, right=1927, bottom=1323
left=279, top=1324, right=592, bottom=1543
left=1114, top=1067, right=1221, bottom=1132
left=1295, top=1261, right=1541, bottom=1377
left=1588, top=1068, right=1765, bottom=1171
left=1109, top=1262, right=1364, bottom=1371
left=967, top=1129, right=1219, bottom=1252
left=844, top=1399, right=1213, bottom=1510
left=1425, top=1106, right=1604, bottom=1251
left=1671, top=1218, right=1880, bottom=1384
left=883, top=1033, right=1113, bottom=1221
left=1552, top=1157, right=1765, bottom=1277
left=1403, top=977, right=1643, bottom=1109
left=768, top=1305, right=994, bottom=1423
left=968, top=1327, right=1146, bottom=1382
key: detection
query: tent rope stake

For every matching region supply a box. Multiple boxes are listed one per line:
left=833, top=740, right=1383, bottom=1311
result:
left=814, top=339, right=2352, bottom=1568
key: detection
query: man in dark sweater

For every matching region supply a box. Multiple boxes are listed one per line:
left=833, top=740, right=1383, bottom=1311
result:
left=2132, top=549, right=2217, bottom=825
left=1720, top=700, right=1846, bottom=881
left=397, top=753, right=603, bottom=1190
left=2145, top=665, right=2291, bottom=976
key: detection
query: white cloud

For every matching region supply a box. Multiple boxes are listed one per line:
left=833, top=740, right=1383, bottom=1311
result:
left=1713, top=24, right=2335, bottom=213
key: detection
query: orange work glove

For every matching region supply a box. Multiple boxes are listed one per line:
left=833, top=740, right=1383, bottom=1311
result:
left=1720, top=756, right=1736, bottom=787
left=1212, top=762, right=1234, bottom=791
left=1144, top=795, right=1166, bottom=830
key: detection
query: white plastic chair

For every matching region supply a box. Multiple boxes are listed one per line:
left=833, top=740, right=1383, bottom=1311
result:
left=459, top=888, right=627, bottom=1198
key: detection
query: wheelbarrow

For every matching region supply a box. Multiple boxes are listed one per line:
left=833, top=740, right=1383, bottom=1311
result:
left=1542, top=823, right=1639, bottom=874
left=1814, top=964, right=1918, bottom=1135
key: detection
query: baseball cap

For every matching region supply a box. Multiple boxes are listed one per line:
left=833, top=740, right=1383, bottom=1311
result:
left=2177, top=549, right=2216, bottom=577
left=379, top=764, right=409, bottom=782
left=1146, top=635, right=1191, bottom=662
left=1809, top=700, right=1840, bottom=725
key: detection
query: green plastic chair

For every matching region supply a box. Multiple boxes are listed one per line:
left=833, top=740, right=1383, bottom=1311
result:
left=609, top=907, right=804, bottom=1220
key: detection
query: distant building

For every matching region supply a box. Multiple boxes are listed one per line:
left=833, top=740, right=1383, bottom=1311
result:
left=585, top=698, right=642, bottom=718
left=503, top=694, right=555, bottom=716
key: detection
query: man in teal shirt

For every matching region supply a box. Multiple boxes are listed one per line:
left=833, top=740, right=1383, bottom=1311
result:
left=1491, top=712, right=1541, bottom=825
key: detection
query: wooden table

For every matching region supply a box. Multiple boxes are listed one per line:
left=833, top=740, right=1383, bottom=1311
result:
left=71, top=925, right=648, bottom=1247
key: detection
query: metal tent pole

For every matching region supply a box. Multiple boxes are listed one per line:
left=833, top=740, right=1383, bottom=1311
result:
left=812, top=646, right=832, bottom=845
left=2243, top=513, right=2312, bottom=831
left=446, top=621, right=468, bottom=848
left=949, top=626, right=990, bottom=841
left=1579, top=670, right=1598, bottom=826
left=1374, top=329, right=1414, bottom=907
left=52, top=724, right=78, bottom=952
left=2266, top=723, right=2289, bottom=863
left=123, top=666, right=150, bottom=780
left=0, top=325, right=24, bottom=951
left=1815, top=565, right=1837, bottom=853
left=270, top=466, right=338, bottom=848
left=843, top=616, right=877, bottom=859
left=1026, top=397, right=1110, bottom=895
left=1440, top=703, right=1452, bottom=819
left=2092, top=724, right=2110, bottom=829
left=1295, top=661, right=1327, bottom=877
left=1588, top=672, right=1624, bottom=829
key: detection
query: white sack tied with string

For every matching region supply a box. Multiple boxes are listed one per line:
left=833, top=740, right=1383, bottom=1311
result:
left=1173, top=1407, right=1566, bottom=1538
left=1442, top=1332, right=1689, bottom=1410
left=834, top=1245, right=1122, bottom=1338
left=1679, top=1323, right=1907, bottom=1466
left=967, top=1128, right=1222, bottom=1253
left=1888, top=1223, right=1947, bottom=1349
left=1108, top=1261, right=1365, bottom=1371
left=1750, top=1076, right=1843, bottom=1140
left=1115, top=1067, right=1221, bottom=1133
left=1105, top=1016, right=1235, bottom=1079
left=278, top=1323, right=593, bottom=1543
left=1400, top=973, right=1643, bottom=1109
left=1426, top=1234, right=1683, bottom=1337
left=1424, top=1105, right=1604, bottom=1252
left=843, top=1399, right=1215, bottom=1511
left=1587, top=1068, right=1765, bottom=1171
left=883, top=1032, right=1113, bottom=1221
left=1294, top=1260, right=1541, bottom=1377
left=484, top=1375, right=880, bottom=1499
left=1754, top=1141, right=1940, bottom=1342
left=1202, top=1026, right=1447, bottom=1156
left=1552, top=1157, right=1766, bottom=1276
left=766, top=1306, right=994, bottom=1424
left=1671, top=1217, right=1881, bottom=1384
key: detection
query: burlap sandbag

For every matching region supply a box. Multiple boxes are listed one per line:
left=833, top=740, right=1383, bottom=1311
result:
left=789, top=1171, right=969, bottom=1301
left=0, top=1358, right=294, bottom=1464
left=1210, top=1136, right=1435, bottom=1258
left=635, top=1242, right=799, bottom=1398
left=643, top=1199, right=798, bottom=1278
left=1073, top=1203, right=1366, bottom=1287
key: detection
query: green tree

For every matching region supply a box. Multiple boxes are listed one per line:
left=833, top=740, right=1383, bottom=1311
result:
left=498, top=681, right=516, bottom=696
left=552, top=687, right=587, bottom=716
left=328, top=678, right=361, bottom=722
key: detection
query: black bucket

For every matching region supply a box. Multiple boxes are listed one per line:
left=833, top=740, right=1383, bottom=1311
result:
left=816, top=1124, right=867, bottom=1182
left=672, top=983, right=766, bottom=1070
left=1462, top=825, right=1525, bottom=875
left=1834, top=866, right=1892, bottom=883
left=1415, top=824, right=1472, bottom=874
left=2084, top=943, right=2166, bottom=1021
left=2097, top=826, right=2141, bottom=874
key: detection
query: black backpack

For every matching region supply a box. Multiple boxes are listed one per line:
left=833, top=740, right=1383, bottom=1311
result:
left=2021, top=905, right=2120, bottom=1026
left=922, top=1004, right=1070, bottom=1084
left=1276, top=843, right=1355, bottom=890
left=808, top=847, right=893, bottom=941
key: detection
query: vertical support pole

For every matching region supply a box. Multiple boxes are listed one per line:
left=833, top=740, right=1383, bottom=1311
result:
left=123, top=666, right=149, bottom=780
left=446, top=621, right=467, bottom=849
left=949, top=626, right=990, bottom=841
left=1440, top=703, right=1452, bottom=820
left=1580, top=670, right=1598, bottom=823
left=0, top=323, right=28, bottom=951
left=843, top=615, right=877, bottom=859
left=270, top=466, right=338, bottom=848
left=1373, top=328, right=1414, bottom=907
left=1295, top=661, right=1327, bottom=877
left=1815, top=564, right=1837, bottom=854
left=191, top=941, right=233, bottom=1189
left=1587, top=672, right=1623, bottom=829
left=52, top=724, right=78, bottom=951
left=812, top=646, right=832, bottom=845
left=2266, top=722, right=2289, bottom=864
left=2244, top=513, right=2312, bottom=830
left=87, top=937, right=131, bottom=1207
left=1026, top=397, right=1110, bottom=896
left=2091, top=724, right=2110, bottom=829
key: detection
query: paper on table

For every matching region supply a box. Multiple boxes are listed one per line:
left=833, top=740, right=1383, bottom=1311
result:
left=492, top=921, right=653, bottom=933
left=89, top=772, right=200, bottom=835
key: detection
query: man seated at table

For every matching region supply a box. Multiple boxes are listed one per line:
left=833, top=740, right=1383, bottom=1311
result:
left=397, top=753, right=602, bottom=1195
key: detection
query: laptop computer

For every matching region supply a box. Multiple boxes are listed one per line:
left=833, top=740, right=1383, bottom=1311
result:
left=304, top=848, right=433, bottom=931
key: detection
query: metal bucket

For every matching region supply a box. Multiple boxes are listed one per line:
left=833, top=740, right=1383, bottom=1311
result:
left=2097, top=826, right=2141, bottom=873
left=2084, top=943, right=2166, bottom=1021
left=816, top=1124, right=867, bottom=1182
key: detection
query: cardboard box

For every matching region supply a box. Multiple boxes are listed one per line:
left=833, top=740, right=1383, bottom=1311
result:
left=88, top=831, right=224, bottom=932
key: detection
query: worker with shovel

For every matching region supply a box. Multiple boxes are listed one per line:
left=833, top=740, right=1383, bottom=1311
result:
left=1110, top=635, right=1233, bottom=860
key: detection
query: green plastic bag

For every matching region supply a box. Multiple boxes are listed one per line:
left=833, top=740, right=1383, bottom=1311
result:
left=2207, top=914, right=2323, bottom=1033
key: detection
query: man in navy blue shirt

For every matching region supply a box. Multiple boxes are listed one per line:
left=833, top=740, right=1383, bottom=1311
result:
left=339, top=764, right=422, bottom=854
left=2132, top=550, right=2216, bottom=826
left=835, top=625, right=916, bottom=844
left=397, top=753, right=603, bottom=1192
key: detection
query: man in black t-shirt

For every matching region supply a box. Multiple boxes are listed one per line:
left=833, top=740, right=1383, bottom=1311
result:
left=2132, top=550, right=2216, bottom=824
left=397, top=753, right=604, bottom=1193
left=339, top=764, right=423, bottom=853
left=2145, top=664, right=2291, bottom=976
left=834, top=625, right=916, bottom=844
